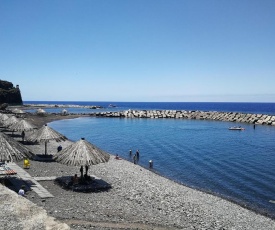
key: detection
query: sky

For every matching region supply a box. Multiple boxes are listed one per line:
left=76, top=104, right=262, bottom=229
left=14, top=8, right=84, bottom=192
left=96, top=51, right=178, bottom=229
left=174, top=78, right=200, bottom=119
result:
left=0, top=0, right=275, bottom=102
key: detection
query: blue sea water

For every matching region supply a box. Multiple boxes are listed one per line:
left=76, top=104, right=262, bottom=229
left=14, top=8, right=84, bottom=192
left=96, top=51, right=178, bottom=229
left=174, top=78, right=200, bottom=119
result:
left=25, top=101, right=275, bottom=217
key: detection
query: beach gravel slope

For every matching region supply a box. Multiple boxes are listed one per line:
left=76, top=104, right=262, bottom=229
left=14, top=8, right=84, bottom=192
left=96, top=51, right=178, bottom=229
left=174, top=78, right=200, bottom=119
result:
left=2, top=112, right=275, bottom=229
left=21, top=144, right=275, bottom=230
left=0, top=184, right=69, bottom=230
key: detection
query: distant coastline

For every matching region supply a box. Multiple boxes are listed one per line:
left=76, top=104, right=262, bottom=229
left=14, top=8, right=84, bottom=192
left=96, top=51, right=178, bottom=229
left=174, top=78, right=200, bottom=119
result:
left=10, top=102, right=275, bottom=126
left=20, top=103, right=104, bottom=110
left=22, top=101, right=275, bottom=115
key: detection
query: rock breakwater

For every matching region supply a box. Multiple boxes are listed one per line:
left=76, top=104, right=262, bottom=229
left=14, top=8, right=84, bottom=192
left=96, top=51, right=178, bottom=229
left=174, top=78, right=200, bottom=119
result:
left=92, top=110, right=275, bottom=126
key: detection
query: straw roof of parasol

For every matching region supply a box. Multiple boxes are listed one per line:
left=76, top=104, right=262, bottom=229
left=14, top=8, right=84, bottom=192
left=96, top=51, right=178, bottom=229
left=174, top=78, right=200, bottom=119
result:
left=12, top=108, right=19, bottom=113
left=61, top=109, right=68, bottom=115
left=9, top=119, right=37, bottom=132
left=0, top=113, right=9, bottom=122
left=26, top=124, right=67, bottom=155
left=12, top=108, right=25, bottom=114
left=0, top=132, right=32, bottom=162
left=36, top=108, right=46, bottom=114
left=2, top=116, right=20, bottom=127
left=27, top=124, right=66, bottom=143
left=54, top=138, right=110, bottom=166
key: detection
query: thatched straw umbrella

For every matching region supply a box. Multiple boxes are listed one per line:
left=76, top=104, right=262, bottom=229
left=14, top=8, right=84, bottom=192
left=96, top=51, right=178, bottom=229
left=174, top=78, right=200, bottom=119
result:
left=12, top=108, right=25, bottom=114
left=36, top=108, right=46, bottom=116
left=9, top=119, right=37, bottom=132
left=61, top=109, right=68, bottom=115
left=12, top=109, right=26, bottom=117
left=2, top=116, right=20, bottom=128
left=9, top=120, right=37, bottom=141
left=26, top=124, right=67, bottom=155
left=0, top=113, right=9, bottom=123
left=54, top=138, right=110, bottom=178
left=0, top=132, right=32, bottom=162
left=12, top=108, right=19, bottom=114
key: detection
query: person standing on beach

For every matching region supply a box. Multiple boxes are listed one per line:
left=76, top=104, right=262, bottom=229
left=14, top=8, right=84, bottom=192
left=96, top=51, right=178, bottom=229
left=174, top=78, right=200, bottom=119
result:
left=57, top=145, right=62, bottom=152
left=129, top=149, right=132, bottom=156
left=80, top=166, right=84, bottom=180
left=85, top=165, right=89, bottom=176
left=133, top=154, right=137, bottom=164
left=136, top=149, right=139, bottom=158
left=21, top=131, right=25, bottom=142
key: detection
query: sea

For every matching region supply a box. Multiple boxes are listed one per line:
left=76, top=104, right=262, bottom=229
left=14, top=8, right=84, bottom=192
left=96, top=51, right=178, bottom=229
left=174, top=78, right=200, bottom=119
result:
left=25, top=101, right=275, bottom=217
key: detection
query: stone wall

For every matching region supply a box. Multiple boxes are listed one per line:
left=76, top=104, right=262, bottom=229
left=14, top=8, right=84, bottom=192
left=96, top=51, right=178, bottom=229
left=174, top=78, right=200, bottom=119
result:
left=91, top=110, right=275, bottom=126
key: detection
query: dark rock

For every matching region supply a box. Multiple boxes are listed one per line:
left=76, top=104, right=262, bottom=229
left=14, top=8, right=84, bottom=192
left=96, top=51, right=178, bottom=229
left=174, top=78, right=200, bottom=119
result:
left=0, top=103, right=8, bottom=110
left=0, top=79, right=23, bottom=105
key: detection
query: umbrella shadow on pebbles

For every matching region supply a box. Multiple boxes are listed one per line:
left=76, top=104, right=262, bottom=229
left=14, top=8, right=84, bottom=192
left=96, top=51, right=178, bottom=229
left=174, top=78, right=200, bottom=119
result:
left=26, top=124, right=67, bottom=160
left=55, top=175, right=112, bottom=193
left=54, top=138, right=111, bottom=192
left=5, top=176, right=33, bottom=194
left=8, top=119, right=37, bottom=141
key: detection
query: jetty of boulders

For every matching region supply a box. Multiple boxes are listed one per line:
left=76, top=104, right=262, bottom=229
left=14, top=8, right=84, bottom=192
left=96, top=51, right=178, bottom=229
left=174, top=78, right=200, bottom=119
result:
left=91, top=110, right=275, bottom=126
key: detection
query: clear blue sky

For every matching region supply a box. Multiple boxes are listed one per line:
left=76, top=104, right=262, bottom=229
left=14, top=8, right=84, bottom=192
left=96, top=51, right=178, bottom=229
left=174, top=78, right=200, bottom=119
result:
left=1, top=0, right=275, bottom=102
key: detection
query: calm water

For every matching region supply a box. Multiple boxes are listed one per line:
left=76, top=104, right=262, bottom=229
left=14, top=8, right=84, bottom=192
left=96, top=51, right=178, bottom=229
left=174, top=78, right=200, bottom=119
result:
left=26, top=101, right=275, bottom=216
left=49, top=116, right=275, bottom=217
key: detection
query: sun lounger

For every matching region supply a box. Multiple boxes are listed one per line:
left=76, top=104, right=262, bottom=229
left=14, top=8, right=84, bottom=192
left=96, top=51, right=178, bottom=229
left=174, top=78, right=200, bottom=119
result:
left=0, top=164, right=17, bottom=176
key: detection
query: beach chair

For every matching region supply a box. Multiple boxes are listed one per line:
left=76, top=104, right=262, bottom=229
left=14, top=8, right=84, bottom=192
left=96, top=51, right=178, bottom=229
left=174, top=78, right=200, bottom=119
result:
left=23, top=159, right=30, bottom=169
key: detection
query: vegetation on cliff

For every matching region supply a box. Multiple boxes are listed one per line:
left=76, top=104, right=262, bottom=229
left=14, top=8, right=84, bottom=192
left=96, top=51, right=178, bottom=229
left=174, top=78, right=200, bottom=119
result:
left=0, top=79, right=23, bottom=105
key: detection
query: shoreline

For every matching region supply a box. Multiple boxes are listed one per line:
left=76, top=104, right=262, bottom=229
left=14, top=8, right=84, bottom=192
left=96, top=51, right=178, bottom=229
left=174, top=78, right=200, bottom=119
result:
left=2, top=110, right=275, bottom=229
left=18, top=148, right=275, bottom=229
left=114, top=154, right=275, bottom=221
left=20, top=110, right=273, bottom=217
left=138, top=163, right=275, bottom=220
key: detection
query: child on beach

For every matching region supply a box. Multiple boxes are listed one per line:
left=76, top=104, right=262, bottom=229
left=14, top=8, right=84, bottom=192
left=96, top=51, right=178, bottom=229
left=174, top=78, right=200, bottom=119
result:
left=18, top=185, right=25, bottom=196
left=72, top=174, right=78, bottom=184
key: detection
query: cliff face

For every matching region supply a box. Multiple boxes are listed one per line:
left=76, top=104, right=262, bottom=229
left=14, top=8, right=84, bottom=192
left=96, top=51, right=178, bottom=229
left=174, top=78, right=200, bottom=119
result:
left=0, top=80, right=23, bottom=105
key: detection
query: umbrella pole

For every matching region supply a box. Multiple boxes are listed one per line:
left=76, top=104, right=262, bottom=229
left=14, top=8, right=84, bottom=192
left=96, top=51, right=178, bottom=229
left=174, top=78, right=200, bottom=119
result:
left=45, top=142, right=47, bottom=155
left=80, top=166, right=84, bottom=181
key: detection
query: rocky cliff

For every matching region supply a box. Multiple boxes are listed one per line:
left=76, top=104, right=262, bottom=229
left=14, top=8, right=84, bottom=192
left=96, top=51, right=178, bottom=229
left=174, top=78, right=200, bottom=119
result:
left=0, top=80, right=23, bottom=105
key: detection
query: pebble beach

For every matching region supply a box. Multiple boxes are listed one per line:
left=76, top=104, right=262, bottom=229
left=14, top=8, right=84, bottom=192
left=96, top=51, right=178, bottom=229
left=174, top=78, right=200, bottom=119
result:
left=2, top=112, right=275, bottom=229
